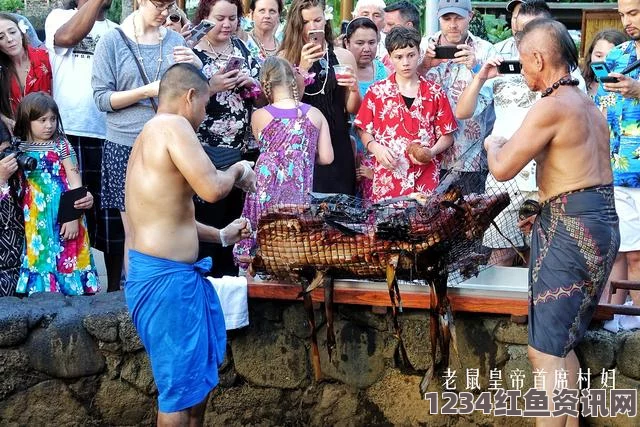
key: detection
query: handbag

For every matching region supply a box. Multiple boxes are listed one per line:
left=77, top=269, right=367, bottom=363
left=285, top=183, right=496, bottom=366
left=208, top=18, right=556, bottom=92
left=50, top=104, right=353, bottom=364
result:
left=116, top=28, right=158, bottom=112
left=202, top=145, right=242, bottom=170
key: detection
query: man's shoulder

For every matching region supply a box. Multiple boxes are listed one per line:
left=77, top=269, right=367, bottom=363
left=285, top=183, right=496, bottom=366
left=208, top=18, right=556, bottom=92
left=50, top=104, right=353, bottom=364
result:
left=607, top=41, right=634, bottom=68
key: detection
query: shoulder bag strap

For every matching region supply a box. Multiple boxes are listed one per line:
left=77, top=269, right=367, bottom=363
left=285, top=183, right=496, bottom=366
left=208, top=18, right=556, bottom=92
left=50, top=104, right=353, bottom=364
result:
left=116, top=28, right=158, bottom=112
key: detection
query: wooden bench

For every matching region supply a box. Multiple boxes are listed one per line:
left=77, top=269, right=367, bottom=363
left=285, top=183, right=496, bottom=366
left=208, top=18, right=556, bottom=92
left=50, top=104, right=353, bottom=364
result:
left=247, top=268, right=640, bottom=321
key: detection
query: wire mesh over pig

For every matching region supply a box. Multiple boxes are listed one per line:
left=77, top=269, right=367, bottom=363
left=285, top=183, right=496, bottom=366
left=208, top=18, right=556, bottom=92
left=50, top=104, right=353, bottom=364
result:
left=251, top=185, right=511, bottom=283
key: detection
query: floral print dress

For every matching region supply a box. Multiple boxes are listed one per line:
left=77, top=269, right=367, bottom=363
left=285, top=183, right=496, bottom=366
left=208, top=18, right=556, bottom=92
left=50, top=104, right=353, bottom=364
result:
left=354, top=74, right=457, bottom=203
left=195, top=37, right=261, bottom=150
left=16, top=137, right=99, bottom=295
left=233, top=104, right=319, bottom=266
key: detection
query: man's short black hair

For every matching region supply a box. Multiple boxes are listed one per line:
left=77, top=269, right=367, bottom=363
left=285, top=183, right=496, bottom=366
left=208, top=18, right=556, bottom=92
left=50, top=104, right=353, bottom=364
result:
left=159, top=63, right=210, bottom=104
left=385, top=26, right=421, bottom=54
left=518, top=0, right=552, bottom=19
left=383, top=0, right=420, bottom=32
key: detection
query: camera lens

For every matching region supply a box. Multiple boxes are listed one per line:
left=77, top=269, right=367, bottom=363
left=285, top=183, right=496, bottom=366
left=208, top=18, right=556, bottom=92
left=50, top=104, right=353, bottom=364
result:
left=18, top=154, right=37, bottom=171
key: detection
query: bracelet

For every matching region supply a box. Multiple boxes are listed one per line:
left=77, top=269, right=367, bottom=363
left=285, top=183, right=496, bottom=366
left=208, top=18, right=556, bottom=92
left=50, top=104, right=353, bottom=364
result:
left=365, top=139, right=375, bottom=150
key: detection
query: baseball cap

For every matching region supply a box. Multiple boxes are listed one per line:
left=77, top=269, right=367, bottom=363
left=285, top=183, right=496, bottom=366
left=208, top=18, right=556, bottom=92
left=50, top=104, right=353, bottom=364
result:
left=437, top=0, right=472, bottom=18
left=506, top=0, right=524, bottom=13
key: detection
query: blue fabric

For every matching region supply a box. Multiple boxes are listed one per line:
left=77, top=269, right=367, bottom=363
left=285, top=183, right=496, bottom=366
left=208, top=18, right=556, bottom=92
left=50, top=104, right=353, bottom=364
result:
left=528, top=185, right=619, bottom=357
left=595, top=41, right=640, bottom=188
left=125, top=250, right=226, bottom=413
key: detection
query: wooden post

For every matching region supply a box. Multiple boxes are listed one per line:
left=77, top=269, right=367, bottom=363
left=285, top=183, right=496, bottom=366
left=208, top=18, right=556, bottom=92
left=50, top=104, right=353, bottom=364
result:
left=340, top=0, right=353, bottom=22
left=177, top=0, right=185, bottom=11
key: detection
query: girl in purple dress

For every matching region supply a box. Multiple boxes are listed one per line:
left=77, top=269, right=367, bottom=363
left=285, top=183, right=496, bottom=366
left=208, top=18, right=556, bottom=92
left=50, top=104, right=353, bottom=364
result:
left=233, top=56, right=333, bottom=267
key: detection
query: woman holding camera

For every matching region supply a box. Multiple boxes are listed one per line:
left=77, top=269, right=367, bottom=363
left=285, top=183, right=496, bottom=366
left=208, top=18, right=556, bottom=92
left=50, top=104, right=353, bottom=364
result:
left=279, top=0, right=360, bottom=195
left=0, top=119, right=23, bottom=297
left=191, top=0, right=262, bottom=277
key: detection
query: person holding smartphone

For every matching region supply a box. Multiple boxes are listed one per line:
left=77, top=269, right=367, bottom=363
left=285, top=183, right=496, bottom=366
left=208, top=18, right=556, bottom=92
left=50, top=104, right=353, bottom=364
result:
left=421, top=0, right=496, bottom=196
left=191, top=0, right=263, bottom=277
left=279, top=0, right=361, bottom=196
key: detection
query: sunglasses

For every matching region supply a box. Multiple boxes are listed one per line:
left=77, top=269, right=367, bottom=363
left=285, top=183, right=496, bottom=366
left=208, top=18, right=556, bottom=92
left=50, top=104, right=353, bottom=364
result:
left=169, top=14, right=181, bottom=23
left=318, top=58, right=328, bottom=80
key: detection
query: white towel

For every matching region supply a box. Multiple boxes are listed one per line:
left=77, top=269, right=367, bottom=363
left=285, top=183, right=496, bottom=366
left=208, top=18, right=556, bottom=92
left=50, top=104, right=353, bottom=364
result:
left=207, top=276, right=249, bottom=330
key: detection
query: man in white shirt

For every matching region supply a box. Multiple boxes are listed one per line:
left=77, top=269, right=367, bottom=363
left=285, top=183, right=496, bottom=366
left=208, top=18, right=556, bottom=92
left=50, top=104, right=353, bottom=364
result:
left=45, top=0, right=123, bottom=292
left=456, top=0, right=586, bottom=265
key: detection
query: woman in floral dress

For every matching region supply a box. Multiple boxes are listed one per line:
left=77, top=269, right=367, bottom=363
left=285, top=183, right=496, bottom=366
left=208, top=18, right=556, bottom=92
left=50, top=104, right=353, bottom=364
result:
left=14, top=93, right=98, bottom=295
left=233, top=57, right=332, bottom=267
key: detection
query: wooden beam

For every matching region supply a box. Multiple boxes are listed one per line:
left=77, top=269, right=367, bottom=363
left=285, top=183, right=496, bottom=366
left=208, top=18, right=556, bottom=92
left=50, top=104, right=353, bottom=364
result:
left=247, top=277, right=620, bottom=321
left=248, top=278, right=529, bottom=316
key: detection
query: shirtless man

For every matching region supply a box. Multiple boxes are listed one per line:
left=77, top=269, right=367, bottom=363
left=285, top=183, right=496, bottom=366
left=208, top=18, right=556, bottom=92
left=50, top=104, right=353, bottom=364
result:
left=124, top=63, right=256, bottom=427
left=484, top=19, right=620, bottom=427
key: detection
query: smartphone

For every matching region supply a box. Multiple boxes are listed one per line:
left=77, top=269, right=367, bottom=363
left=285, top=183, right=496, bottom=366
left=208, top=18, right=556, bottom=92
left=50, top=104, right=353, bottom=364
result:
left=591, top=61, right=619, bottom=83
left=185, top=19, right=215, bottom=48
left=222, top=55, right=245, bottom=73
left=498, top=60, right=522, bottom=74
left=308, top=29, right=325, bottom=46
left=434, top=45, right=461, bottom=59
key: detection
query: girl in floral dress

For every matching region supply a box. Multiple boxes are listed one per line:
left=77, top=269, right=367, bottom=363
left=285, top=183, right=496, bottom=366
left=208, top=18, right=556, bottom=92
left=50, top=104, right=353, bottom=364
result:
left=233, top=56, right=333, bottom=267
left=14, top=92, right=98, bottom=295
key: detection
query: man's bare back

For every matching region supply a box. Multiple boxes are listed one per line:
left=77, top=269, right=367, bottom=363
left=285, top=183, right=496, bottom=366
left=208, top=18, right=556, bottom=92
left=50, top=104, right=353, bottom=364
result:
left=530, top=88, right=612, bottom=201
left=486, top=86, right=612, bottom=201
left=126, top=114, right=205, bottom=263
left=125, top=112, right=253, bottom=263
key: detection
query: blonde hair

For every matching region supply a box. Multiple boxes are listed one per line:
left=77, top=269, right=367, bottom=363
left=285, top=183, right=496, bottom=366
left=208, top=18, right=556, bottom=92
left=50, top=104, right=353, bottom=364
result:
left=260, top=57, right=300, bottom=111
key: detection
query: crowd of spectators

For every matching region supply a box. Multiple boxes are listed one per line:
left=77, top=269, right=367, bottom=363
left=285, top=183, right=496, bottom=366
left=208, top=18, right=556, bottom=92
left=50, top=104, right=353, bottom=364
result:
left=0, top=0, right=637, bottom=333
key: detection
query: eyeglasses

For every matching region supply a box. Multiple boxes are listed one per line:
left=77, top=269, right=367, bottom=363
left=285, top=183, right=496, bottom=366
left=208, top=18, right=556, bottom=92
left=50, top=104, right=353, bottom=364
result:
left=169, top=14, right=181, bottom=23
left=318, top=58, right=328, bottom=80
left=149, top=0, right=176, bottom=12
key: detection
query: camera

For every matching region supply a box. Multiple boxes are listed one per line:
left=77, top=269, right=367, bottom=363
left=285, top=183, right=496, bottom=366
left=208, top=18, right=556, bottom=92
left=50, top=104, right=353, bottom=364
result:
left=0, top=138, right=37, bottom=171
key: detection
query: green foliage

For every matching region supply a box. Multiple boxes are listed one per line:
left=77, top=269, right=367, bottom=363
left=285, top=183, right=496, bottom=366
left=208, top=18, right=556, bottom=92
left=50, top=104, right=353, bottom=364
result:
left=107, top=0, right=122, bottom=24
left=0, top=0, right=24, bottom=13
left=483, top=13, right=511, bottom=44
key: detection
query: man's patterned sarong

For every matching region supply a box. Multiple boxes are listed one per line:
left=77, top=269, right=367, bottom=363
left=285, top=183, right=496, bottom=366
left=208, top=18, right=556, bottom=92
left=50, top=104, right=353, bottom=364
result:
left=529, top=185, right=620, bottom=357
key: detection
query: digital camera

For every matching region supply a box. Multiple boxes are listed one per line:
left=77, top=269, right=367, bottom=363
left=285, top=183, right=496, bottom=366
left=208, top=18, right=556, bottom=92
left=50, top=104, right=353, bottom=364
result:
left=0, top=138, right=37, bottom=171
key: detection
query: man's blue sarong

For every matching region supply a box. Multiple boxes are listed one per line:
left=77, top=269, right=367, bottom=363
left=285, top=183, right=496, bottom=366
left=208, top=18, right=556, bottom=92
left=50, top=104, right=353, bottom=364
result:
left=125, top=250, right=226, bottom=413
left=529, top=185, right=620, bottom=357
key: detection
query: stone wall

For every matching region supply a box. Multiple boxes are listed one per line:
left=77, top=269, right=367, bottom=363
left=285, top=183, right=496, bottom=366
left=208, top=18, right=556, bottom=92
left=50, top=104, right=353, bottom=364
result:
left=0, top=292, right=639, bottom=426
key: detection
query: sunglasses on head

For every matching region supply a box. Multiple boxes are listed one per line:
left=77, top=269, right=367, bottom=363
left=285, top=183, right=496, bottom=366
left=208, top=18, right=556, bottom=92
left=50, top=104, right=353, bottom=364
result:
left=169, top=14, right=181, bottom=23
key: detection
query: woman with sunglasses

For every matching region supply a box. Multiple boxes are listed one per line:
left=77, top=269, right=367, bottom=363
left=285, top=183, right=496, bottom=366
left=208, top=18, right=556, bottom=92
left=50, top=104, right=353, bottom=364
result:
left=191, top=0, right=262, bottom=277
left=344, top=17, right=387, bottom=200
left=164, top=7, right=190, bottom=33
left=280, top=0, right=360, bottom=196
left=92, top=0, right=202, bottom=281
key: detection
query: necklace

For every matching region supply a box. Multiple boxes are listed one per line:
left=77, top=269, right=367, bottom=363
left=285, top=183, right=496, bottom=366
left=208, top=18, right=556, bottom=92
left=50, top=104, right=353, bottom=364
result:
left=304, top=50, right=329, bottom=96
left=132, top=13, right=164, bottom=82
left=205, top=38, right=234, bottom=61
left=250, top=30, right=278, bottom=59
left=540, top=75, right=579, bottom=98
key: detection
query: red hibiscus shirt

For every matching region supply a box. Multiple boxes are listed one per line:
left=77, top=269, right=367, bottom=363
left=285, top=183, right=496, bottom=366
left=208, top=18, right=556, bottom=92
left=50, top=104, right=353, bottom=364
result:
left=9, top=45, right=52, bottom=114
left=354, top=74, right=457, bottom=203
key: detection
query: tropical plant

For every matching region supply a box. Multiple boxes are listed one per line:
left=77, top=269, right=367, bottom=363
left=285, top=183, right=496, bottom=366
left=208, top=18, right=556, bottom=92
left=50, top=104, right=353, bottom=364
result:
left=483, top=13, right=511, bottom=44
left=0, top=0, right=23, bottom=13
